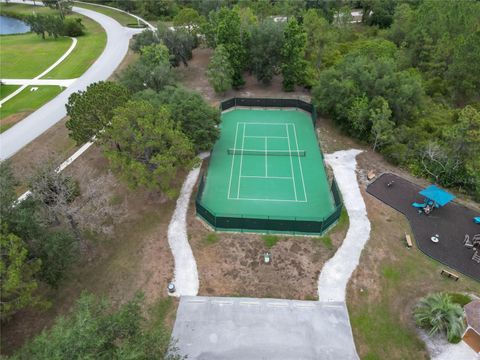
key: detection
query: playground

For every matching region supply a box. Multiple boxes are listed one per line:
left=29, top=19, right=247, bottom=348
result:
left=367, top=173, right=480, bottom=280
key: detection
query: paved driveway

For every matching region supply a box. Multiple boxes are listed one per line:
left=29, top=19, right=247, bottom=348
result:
left=0, top=1, right=141, bottom=160
left=172, top=296, right=359, bottom=360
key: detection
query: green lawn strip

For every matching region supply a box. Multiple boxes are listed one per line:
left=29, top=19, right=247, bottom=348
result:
left=44, top=15, right=106, bottom=79
left=262, top=234, right=280, bottom=248
left=73, top=1, right=139, bottom=27
left=0, top=3, right=56, bottom=16
left=0, top=34, right=72, bottom=78
left=0, top=86, right=63, bottom=128
left=0, top=85, right=20, bottom=100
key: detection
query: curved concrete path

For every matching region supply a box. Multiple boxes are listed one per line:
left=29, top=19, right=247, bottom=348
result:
left=0, top=37, right=77, bottom=106
left=0, top=1, right=143, bottom=160
left=167, top=153, right=209, bottom=297
left=318, top=149, right=371, bottom=302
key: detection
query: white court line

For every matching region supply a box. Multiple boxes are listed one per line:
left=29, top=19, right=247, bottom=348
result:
left=265, top=137, right=268, bottom=177
left=285, top=124, right=298, bottom=201
left=241, top=176, right=292, bottom=180
left=227, top=122, right=240, bottom=199
left=231, top=197, right=307, bottom=203
left=244, top=136, right=288, bottom=139
left=237, top=123, right=246, bottom=199
left=243, top=122, right=293, bottom=126
left=292, top=124, right=308, bottom=202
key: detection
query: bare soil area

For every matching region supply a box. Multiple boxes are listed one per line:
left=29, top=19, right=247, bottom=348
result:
left=176, top=47, right=311, bottom=107
left=1, top=146, right=177, bottom=354
left=187, top=186, right=347, bottom=300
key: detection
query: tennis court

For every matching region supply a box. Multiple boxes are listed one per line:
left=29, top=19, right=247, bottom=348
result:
left=197, top=103, right=341, bottom=234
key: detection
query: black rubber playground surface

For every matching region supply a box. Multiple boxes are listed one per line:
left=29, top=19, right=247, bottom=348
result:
left=367, top=173, right=480, bottom=281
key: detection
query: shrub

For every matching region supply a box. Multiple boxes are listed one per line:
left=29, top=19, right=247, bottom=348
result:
left=414, top=293, right=465, bottom=343
left=262, top=234, right=279, bottom=248
left=448, top=293, right=472, bottom=307
left=62, top=18, right=85, bottom=37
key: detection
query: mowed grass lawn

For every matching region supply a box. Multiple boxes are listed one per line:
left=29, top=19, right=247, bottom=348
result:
left=74, top=1, right=139, bottom=27
left=46, top=15, right=106, bottom=78
left=0, top=86, right=64, bottom=131
left=0, top=85, right=20, bottom=100
left=0, top=34, right=72, bottom=78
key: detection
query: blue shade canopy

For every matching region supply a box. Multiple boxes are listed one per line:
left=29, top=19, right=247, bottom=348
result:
left=419, top=185, right=456, bottom=207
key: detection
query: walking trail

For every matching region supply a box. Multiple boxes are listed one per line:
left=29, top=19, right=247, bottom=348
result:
left=318, top=149, right=371, bottom=301
left=166, top=153, right=209, bottom=296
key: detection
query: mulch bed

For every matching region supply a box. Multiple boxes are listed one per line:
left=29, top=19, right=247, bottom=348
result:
left=367, top=173, right=480, bottom=281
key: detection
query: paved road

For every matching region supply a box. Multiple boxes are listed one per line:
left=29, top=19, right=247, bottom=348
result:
left=173, top=296, right=359, bottom=360
left=0, top=1, right=142, bottom=160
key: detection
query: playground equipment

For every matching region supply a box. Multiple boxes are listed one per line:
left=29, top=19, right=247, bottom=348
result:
left=411, top=185, right=455, bottom=214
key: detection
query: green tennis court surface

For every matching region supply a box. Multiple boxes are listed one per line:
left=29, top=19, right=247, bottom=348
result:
left=197, top=108, right=336, bottom=232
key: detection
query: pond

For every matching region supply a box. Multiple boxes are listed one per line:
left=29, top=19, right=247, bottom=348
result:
left=0, top=15, right=31, bottom=35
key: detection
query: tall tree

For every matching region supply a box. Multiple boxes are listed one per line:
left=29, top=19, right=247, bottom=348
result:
left=215, top=7, right=247, bottom=88
left=249, top=20, right=284, bottom=84
left=66, top=82, right=130, bottom=144
left=156, top=25, right=195, bottom=67
left=10, top=293, right=183, bottom=359
left=139, top=87, right=221, bottom=152
left=281, top=18, right=307, bottom=91
left=0, top=232, right=45, bottom=321
left=120, top=44, right=175, bottom=93
left=103, top=101, right=196, bottom=197
left=303, top=9, right=335, bottom=71
left=207, top=44, right=234, bottom=94
left=370, top=97, right=394, bottom=151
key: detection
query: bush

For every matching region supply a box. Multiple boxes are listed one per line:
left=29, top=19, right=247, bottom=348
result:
left=448, top=293, right=472, bottom=307
left=262, top=234, right=279, bottom=248
left=414, top=293, right=465, bottom=343
left=62, top=18, right=85, bottom=37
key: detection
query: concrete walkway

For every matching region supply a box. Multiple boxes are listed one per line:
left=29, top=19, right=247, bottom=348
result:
left=0, top=1, right=143, bottom=160
left=0, top=36, right=77, bottom=106
left=173, top=296, right=359, bottom=360
left=318, top=149, right=371, bottom=302
left=1, top=79, right=77, bottom=86
left=167, top=152, right=209, bottom=297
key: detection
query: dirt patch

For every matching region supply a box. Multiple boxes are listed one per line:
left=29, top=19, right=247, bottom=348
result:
left=186, top=175, right=347, bottom=300
left=8, top=118, right=78, bottom=192
left=176, top=47, right=311, bottom=107
left=0, top=111, right=32, bottom=130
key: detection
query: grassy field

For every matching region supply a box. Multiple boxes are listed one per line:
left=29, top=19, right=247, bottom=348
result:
left=74, top=1, right=140, bottom=27
left=0, top=34, right=72, bottom=78
left=0, top=85, right=20, bottom=100
left=45, top=15, right=106, bottom=78
left=0, top=86, right=63, bottom=131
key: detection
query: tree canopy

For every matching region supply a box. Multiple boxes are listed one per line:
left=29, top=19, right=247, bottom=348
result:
left=103, top=100, right=196, bottom=197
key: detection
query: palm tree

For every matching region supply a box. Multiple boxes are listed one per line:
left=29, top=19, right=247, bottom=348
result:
left=414, top=293, right=465, bottom=343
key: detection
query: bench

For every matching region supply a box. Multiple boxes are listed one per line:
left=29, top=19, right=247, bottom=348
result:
left=441, top=269, right=459, bottom=281
left=405, top=233, right=413, bottom=248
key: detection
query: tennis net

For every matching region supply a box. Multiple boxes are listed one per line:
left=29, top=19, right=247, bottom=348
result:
left=227, top=148, right=306, bottom=156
